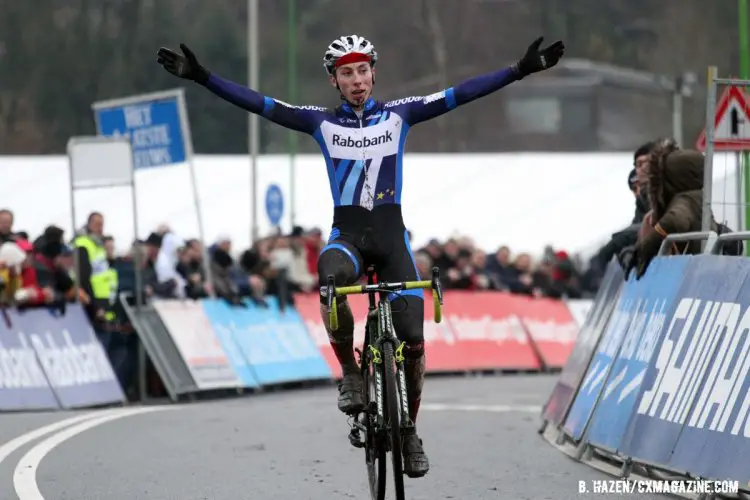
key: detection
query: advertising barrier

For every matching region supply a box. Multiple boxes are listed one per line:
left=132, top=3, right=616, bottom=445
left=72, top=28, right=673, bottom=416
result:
left=200, top=298, right=331, bottom=386
left=665, top=257, right=750, bottom=482
left=514, top=294, right=581, bottom=369
left=14, top=305, right=126, bottom=409
left=542, top=261, right=625, bottom=427
left=201, top=299, right=261, bottom=389
left=544, top=254, right=750, bottom=492
left=294, top=290, right=580, bottom=377
left=618, top=256, right=750, bottom=477
left=562, top=262, right=652, bottom=442
left=152, top=300, right=242, bottom=391
left=585, top=257, right=691, bottom=451
left=565, top=299, right=594, bottom=328
left=0, top=310, right=60, bottom=411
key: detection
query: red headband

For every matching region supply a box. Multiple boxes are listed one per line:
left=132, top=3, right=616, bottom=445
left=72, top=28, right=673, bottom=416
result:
left=334, top=52, right=372, bottom=68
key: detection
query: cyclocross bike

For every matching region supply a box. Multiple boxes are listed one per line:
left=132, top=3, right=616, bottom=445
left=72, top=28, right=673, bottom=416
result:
left=323, top=265, right=444, bottom=500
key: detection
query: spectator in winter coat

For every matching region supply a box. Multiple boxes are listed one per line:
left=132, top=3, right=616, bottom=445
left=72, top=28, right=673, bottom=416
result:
left=631, top=143, right=714, bottom=278
left=632, top=141, right=655, bottom=224
left=0, top=209, right=16, bottom=244
left=483, top=246, right=514, bottom=291
left=176, top=240, right=211, bottom=299
left=210, top=238, right=245, bottom=306
left=31, top=233, right=80, bottom=305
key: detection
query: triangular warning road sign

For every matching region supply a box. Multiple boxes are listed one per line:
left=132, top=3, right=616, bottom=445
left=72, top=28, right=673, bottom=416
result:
left=696, top=85, right=750, bottom=152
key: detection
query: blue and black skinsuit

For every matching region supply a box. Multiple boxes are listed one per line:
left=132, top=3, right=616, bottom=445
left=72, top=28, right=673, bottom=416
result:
left=201, top=65, right=521, bottom=421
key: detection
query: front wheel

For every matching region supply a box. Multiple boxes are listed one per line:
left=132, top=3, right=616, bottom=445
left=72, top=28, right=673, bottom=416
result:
left=383, top=341, right=406, bottom=500
left=363, top=352, right=386, bottom=500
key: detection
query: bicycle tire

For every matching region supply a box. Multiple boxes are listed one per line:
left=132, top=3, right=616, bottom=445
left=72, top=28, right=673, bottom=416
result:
left=363, top=354, right=387, bottom=500
left=383, top=341, right=406, bottom=500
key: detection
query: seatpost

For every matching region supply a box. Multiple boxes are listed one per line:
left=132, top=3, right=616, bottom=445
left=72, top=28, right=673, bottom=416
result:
left=366, top=266, right=377, bottom=310
left=326, top=274, right=335, bottom=311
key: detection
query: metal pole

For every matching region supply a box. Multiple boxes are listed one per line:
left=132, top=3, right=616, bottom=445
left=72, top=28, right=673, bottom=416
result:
left=703, top=66, right=718, bottom=240
left=671, top=90, right=683, bottom=148
left=288, top=0, right=298, bottom=230
left=737, top=151, right=744, bottom=231
left=249, top=0, right=260, bottom=244
left=179, top=90, right=214, bottom=288
left=739, top=0, right=750, bottom=246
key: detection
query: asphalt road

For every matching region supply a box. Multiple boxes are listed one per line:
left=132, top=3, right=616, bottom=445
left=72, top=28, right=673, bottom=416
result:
left=0, top=374, right=669, bottom=500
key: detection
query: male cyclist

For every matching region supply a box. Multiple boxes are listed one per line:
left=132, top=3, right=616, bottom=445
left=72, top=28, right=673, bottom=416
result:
left=156, top=35, right=564, bottom=478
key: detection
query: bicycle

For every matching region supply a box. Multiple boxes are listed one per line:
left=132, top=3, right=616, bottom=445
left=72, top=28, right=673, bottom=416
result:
left=322, top=265, right=444, bottom=500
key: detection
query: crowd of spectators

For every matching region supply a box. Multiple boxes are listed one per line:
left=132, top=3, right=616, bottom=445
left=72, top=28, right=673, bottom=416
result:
left=0, top=206, right=596, bottom=402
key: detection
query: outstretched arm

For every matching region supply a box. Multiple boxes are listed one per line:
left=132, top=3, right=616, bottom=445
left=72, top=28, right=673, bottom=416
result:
left=157, top=43, right=322, bottom=134
left=393, top=66, right=520, bottom=126
left=390, top=36, right=565, bottom=127
left=204, top=74, right=322, bottom=134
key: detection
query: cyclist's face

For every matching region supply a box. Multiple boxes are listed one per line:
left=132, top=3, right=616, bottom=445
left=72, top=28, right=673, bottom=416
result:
left=330, top=62, right=374, bottom=108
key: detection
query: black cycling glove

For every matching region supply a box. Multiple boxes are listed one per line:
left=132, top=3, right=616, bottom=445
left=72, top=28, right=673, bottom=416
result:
left=156, top=43, right=210, bottom=84
left=513, top=37, right=565, bottom=78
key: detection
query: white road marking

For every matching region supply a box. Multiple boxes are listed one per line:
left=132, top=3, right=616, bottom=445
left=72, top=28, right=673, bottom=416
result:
left=0, top=410, right=121, bottom=467
left=14, top=407, right=170, bottom=500
left=421, top=403, right=541, bottom=413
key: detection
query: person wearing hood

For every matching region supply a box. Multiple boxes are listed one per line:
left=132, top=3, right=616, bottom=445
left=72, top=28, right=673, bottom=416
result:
left=154, top=231, right=188, bottom=299
left=628, top=141, right=734, bottom=278
left=209, top=236, right=248, bottom=306
left=73, top=212, right=119, bottom=349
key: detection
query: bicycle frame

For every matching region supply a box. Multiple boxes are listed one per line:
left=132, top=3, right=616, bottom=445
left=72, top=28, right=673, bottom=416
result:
left=362, top=267, right=409, bottom=433
left=323, top=266, right=444, bottom=428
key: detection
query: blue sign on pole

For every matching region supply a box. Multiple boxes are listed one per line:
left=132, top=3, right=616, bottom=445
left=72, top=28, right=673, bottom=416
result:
left=265, top=184, right=284, bottom=226
left=92, top=89, right=190, bottom=169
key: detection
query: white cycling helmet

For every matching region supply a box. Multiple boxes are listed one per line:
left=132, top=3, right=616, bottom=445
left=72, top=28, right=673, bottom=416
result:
left=323, top=35, right=378, bottom=75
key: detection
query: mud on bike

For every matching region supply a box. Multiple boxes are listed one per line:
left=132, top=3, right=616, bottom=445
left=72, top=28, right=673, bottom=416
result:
left=322, top=266, right=444, bottom=500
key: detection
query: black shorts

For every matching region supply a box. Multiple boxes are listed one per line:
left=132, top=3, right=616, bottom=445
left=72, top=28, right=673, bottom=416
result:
left=317, top=204, right=424, bottom=345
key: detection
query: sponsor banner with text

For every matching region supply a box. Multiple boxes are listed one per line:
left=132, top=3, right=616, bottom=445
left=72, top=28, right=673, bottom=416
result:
left=13, top=305, right=125, bottom=409
left=152, top=300, right=242, bottom=391
left=0, top=309, right=60, bottom=411
left=542, top=261, right=624, bottom=426
left=619, top=256, right=750, bottom=482
left=586, top=257, right=691, bottom=451
left=294, top=291, right=579, bottom=377
left=561, top=258, right=691, bottom=442
left=210, top=298, right=331, bottom=386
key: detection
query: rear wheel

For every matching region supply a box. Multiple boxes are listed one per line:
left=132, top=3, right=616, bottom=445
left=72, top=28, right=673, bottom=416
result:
left=383, top=341, right=406, bottom=500
left=363, top=351, right=387, bottom=500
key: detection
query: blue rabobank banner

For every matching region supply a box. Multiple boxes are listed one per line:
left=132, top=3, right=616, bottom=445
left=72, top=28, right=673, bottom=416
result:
left=585, top=257, right=690, bottom=451
left=201, top=299, right=260, bottom=389
left=93, top=90, right=188, bottom=169
left=200, top=298, right=331, bottom=386
left=619, top=256, right=750, bottom=467
left=0, top=311, right=60, bottom=411
left=13, top=305, right=125, bottom=409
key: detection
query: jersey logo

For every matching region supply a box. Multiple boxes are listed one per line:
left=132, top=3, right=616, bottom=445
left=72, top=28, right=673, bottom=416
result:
left=384, top=91, right=446, bottom=108
left=384, top=96, right=423, bottom=108
left=422, top=90, right=446, bottom=104
left=332, top=131, right=392, bottom=148
left=320, top=116, right=402, bottom=160
left=274, top=99, right=328, bottom=112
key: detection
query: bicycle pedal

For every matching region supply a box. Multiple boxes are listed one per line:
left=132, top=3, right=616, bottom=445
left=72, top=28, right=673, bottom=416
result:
left=348, top=428, right=364, bottom=449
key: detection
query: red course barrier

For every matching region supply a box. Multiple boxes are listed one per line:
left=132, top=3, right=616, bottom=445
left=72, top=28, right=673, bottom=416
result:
left=294, top=291, right=578, bottom=378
